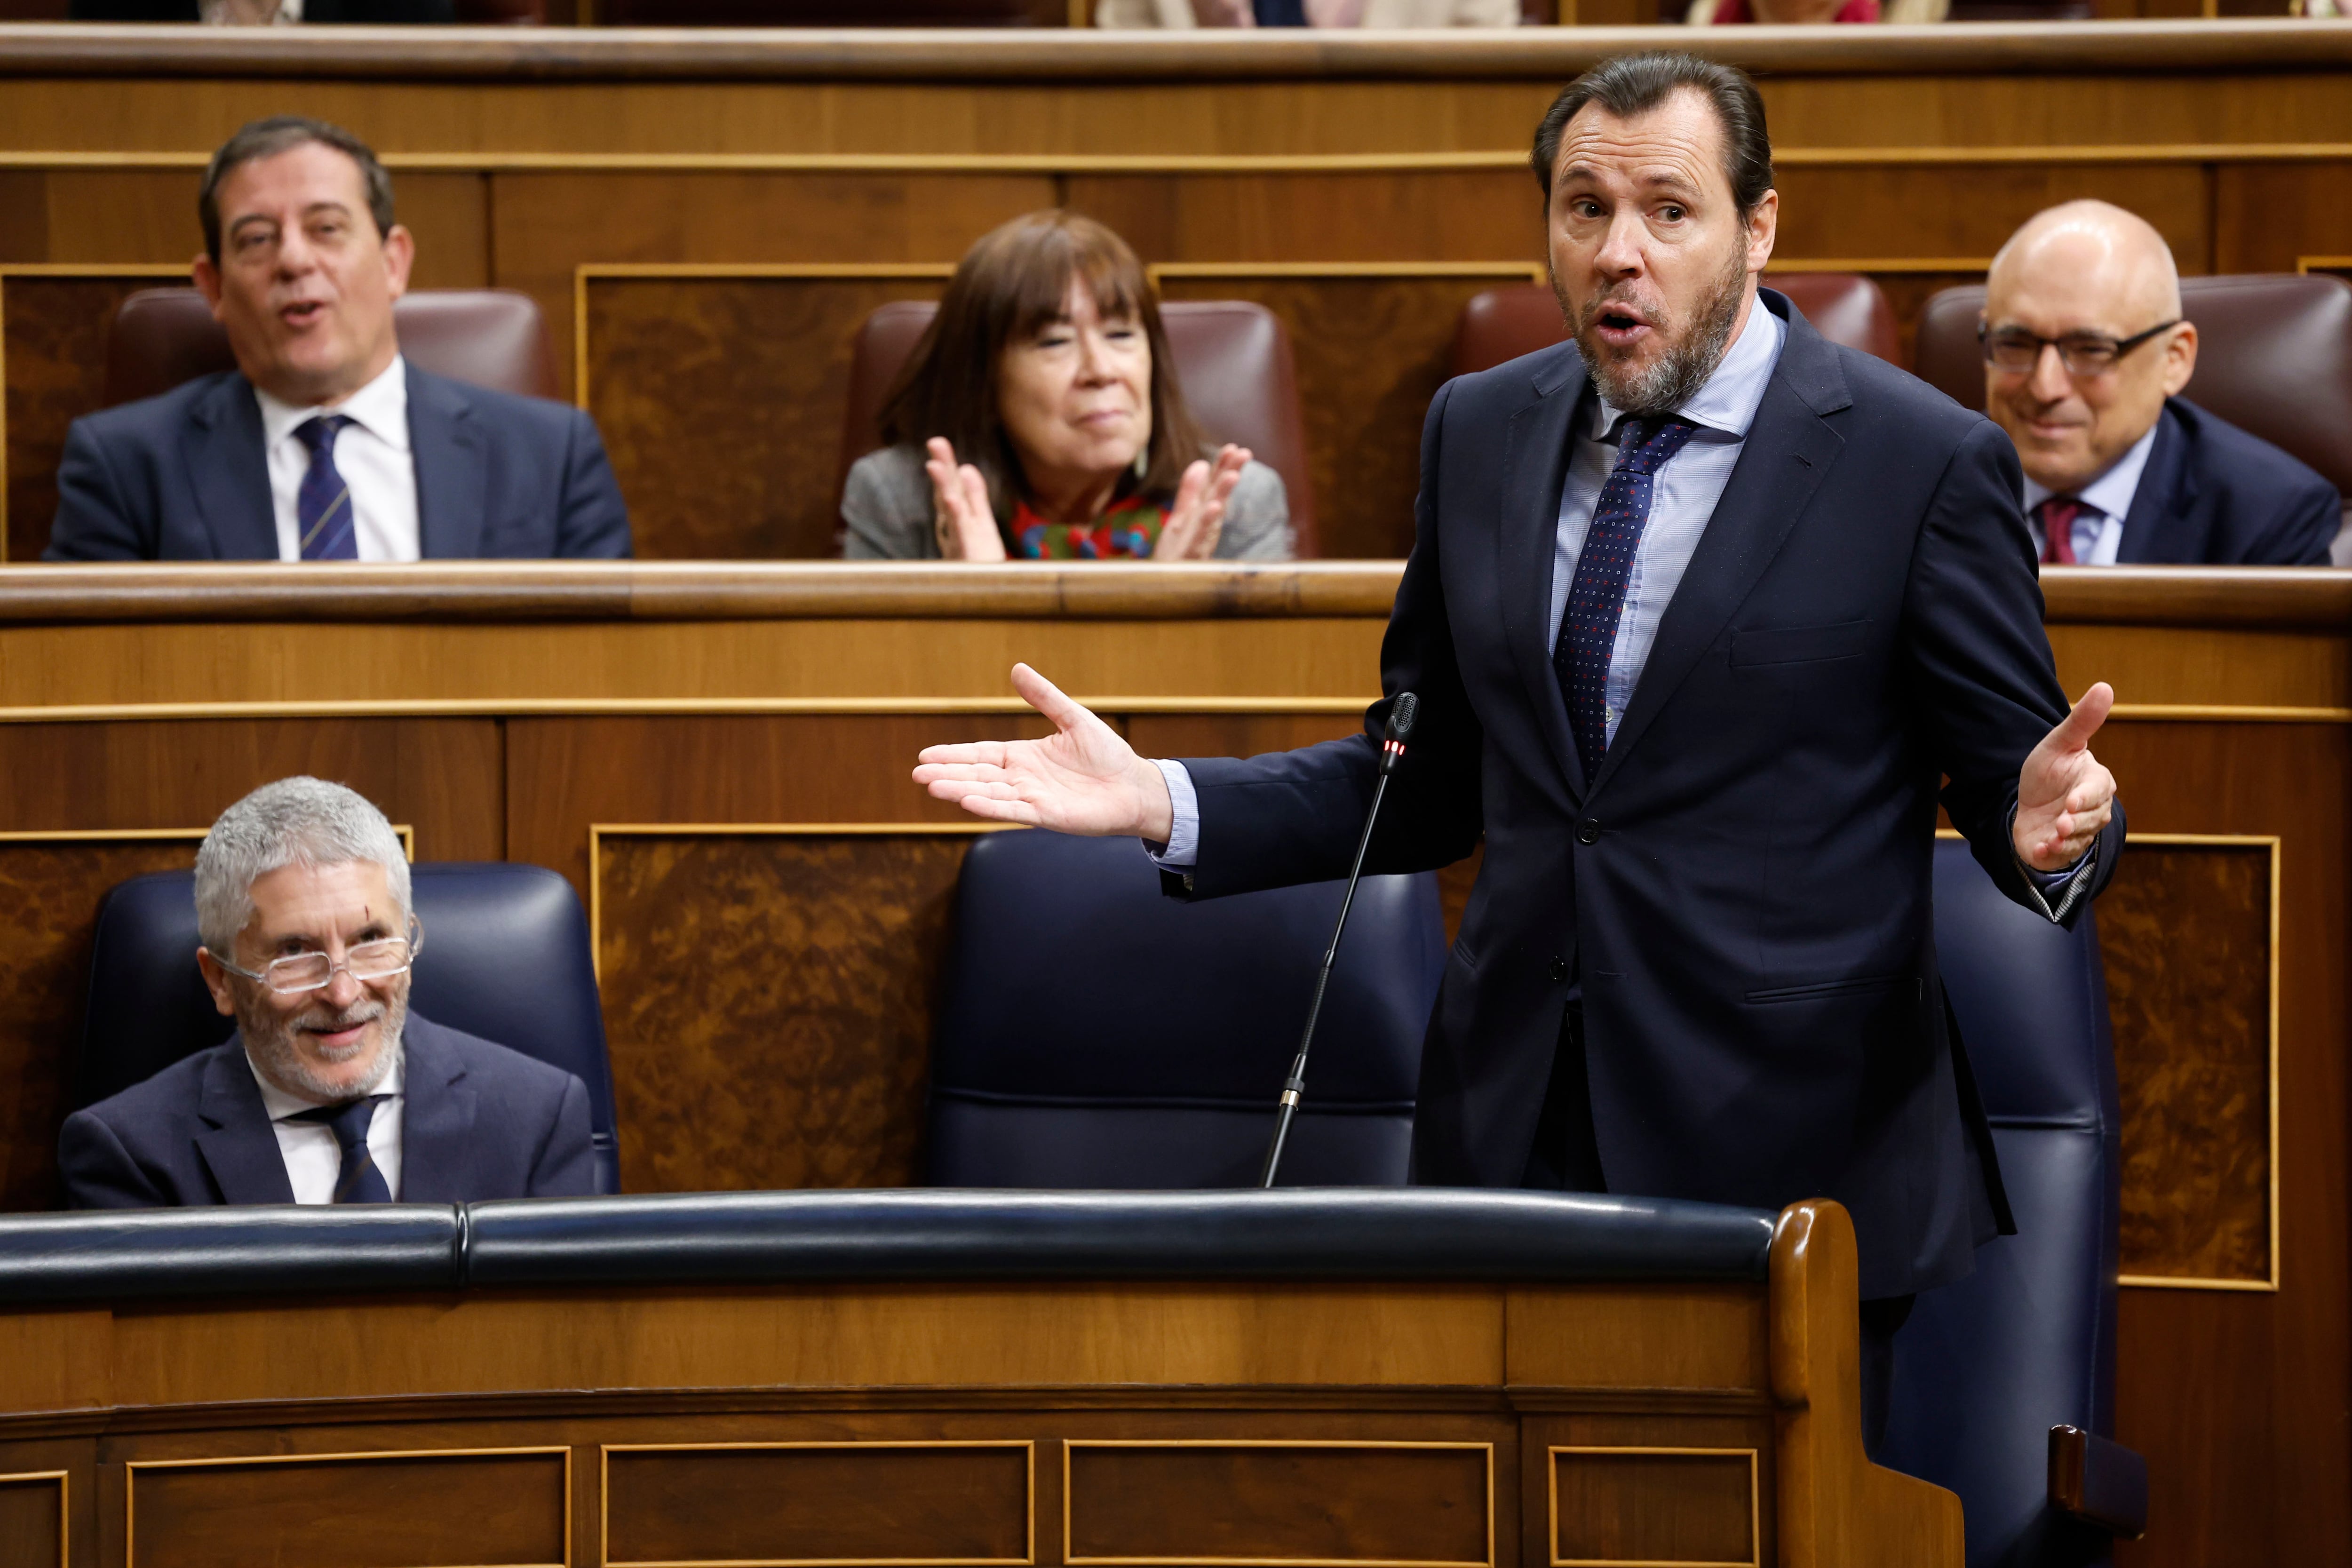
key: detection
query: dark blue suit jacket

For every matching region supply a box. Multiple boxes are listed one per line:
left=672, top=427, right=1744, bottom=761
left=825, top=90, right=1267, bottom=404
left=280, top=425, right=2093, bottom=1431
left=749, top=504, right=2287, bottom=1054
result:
left=1176, top=293, right=2124, bottom=1300
left=43, top=362, right=632, bottom=562
left=56, top=1013, right=596, bottom=1208
left=2114, top=398, right=2340, bottom=565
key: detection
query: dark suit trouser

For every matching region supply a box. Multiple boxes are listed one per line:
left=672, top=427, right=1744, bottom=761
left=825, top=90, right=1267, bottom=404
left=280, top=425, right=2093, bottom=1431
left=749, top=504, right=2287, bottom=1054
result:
left=1519, top=1003, right=1915, bottom=1461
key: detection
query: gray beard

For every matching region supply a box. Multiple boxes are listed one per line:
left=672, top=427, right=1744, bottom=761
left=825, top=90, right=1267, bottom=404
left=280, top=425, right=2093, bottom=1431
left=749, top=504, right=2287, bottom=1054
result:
left=242, top=986, right=407, bottom=1104
left=1565, top=242, right=1751, bottom=420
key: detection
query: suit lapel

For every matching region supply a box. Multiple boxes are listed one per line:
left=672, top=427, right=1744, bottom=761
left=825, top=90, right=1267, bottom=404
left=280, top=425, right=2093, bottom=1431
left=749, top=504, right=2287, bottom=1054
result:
left=408, top=366, right=487, bottom=560
left=1498, top=350, right=1590, bottom=802
left=1589, top=300, right=1848, bottom=796
left=192, top=1038, right=297, bottom=1204
left=395, top=1017, right=477, bottom=1204
left=181, top=375, right=278, bottom=561
left=2115, top=403, right=2193, bottom=565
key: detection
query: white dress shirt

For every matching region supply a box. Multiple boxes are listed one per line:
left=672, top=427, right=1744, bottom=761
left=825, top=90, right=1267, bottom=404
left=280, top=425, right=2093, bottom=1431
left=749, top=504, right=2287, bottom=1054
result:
left=2021, top=421, right=2159, bottom=567
left=254, top=354, right=421, bottom=564
left=248, top=1048, right=406, bottom=1204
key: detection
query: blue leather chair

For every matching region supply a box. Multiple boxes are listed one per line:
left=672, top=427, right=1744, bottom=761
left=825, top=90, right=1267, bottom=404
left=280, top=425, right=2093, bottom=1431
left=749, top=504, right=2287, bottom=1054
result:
left=1881, top=839, right=2146, bottom=1565
left=925, top=829, right=1446, bottom=1187
left=72, top=863, right=622, bottom=1195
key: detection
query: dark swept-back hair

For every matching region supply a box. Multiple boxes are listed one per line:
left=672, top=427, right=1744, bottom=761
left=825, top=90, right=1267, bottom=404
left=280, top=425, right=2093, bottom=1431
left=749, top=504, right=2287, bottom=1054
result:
left=1529, top=52, right=1774, bottom=221
left=878, top=210, right=1210, bottom=533
left=199, top=116, right=397, bottom=264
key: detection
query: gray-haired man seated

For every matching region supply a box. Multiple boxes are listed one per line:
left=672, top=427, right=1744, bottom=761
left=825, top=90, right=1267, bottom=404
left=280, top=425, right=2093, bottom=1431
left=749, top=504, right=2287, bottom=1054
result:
left=59, top=777, right=595, bottom=1208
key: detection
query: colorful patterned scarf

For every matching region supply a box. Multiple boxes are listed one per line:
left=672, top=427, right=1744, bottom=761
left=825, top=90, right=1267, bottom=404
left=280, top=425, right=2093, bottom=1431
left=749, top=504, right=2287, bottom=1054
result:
left=1010, top=494, right=1168, bottom=560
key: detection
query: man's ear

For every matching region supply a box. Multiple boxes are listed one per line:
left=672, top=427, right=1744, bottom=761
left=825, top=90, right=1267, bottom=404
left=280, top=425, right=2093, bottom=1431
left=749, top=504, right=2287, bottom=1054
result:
left=191, top=253, right=225, bottom=318
left=195, top=948, right=239, bottom=1019
left=1744, top=189, right=1779, bottom=278
left=381, top=223, right=415, bottom=302
left=2160, top=319, right=2198, bottom=398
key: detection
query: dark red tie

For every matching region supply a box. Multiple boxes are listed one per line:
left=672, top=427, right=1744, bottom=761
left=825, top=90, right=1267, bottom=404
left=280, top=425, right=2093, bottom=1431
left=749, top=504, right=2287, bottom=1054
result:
left=2037, top=497, right=2082, bottom=566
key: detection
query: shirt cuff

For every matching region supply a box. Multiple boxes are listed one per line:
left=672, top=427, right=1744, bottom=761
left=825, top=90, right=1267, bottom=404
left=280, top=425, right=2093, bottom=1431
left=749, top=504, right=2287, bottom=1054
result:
left=1144, top=758, right=1200, bottom=869
left=2010, top=804, right=2097, bottom=924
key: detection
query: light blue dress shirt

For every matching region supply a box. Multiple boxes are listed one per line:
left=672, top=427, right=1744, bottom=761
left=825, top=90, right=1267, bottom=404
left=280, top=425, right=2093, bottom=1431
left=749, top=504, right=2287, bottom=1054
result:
left=2021, top=420, right=2158, bottom=566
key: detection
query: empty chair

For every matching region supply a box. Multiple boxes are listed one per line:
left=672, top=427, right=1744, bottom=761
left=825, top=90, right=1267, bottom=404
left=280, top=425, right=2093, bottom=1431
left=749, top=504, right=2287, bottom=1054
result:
left=924, top=828, right=1446, bottom=1187
left=840, top=296, right=1320, bottom=558
left=74, top=862, right=622, bottom=1195
left=1449, top=274, right=1899, bottom=380
left=1878, top=838, right=2146, bottom=1566
left=103, top=287, right=557, bottom=410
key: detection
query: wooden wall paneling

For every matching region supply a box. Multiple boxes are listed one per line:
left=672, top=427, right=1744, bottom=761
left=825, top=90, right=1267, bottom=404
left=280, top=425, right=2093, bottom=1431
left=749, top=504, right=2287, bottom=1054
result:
left=578, top=267, right=952, bottom=560
left=1151, top=265, right=1542, bottom=560
left=2217, top=166, right=2352, bottom=272
left=1065, top=171, right=1543, bottom=268
left=0, top=1470, right=65, bottom=1568
left=1548, top=1447, right=1758, bottom=1568
left=1769, top=164, right=2215, bottom=276
left=393, top=171, right=493, bottom=290
left=602, top=1441, right=1033, bottom=1567
left=34, top=173, right=203, bottom=267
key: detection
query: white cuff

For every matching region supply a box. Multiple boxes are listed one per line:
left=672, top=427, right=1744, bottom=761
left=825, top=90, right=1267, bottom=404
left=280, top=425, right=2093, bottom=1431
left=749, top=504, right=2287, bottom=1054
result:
left=1145, top=758, right=1200, bottom=869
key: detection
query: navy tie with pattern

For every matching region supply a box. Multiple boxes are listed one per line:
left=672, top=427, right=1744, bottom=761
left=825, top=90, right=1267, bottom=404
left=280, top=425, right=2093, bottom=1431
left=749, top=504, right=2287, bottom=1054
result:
left=294, top=414, right=358, bottom=561
left=1554, top=414, right=1699, bottom=777
left=288, top=1095, right=393, bottom=1203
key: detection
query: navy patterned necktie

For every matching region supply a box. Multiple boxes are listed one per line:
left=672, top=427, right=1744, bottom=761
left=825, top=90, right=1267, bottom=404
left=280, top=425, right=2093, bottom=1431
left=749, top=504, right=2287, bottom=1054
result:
left=1553, top=413, right=1700, bottom=779
left=287, top=1094, right=393, bottom=1203
left=294, top=413, right=358, bottom=561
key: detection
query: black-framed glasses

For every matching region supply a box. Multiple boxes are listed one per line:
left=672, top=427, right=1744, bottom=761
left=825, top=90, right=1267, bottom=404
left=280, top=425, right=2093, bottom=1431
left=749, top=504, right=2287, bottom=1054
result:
left=213, top=921, right=421, bottom=995
left=1979, top=318, right=2182, bottom=378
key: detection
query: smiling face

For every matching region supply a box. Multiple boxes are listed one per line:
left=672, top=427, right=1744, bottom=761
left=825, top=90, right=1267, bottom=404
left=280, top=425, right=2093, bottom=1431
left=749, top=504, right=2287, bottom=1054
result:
left=192, top=141, right=413, bottom=408
left=1545, top=88, right=1776, bottom=418
left=198, top=859, right=411, bottom=1105
left=993, top=279, right=1154, bottom=516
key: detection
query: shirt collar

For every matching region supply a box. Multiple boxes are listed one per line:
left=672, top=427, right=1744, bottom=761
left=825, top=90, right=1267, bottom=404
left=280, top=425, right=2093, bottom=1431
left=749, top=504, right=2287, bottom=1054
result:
left=2020, top=417, right=2161, bottom=521
left=1587, top=289, right=1786, bottom=443
left=248, top=1036, right=406, bottom=1122
left=254, top=353, right=410, bottom=455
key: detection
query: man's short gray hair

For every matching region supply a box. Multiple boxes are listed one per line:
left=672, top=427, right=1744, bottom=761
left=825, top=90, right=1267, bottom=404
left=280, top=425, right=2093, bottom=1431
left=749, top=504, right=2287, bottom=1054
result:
left=195, top=777, right=410, bottom=955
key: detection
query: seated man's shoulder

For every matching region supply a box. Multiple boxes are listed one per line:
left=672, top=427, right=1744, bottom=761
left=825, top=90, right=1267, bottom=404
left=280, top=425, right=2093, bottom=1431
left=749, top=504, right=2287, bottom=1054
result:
left=70, top=369, right=247, bottom=447
left=2172, top=397, right=2340, bottom=503
left=408, top=366, right=587, bottom=441
left=405, top=1013, right=581, bottom=1103
left=67, top=1037, right=240, bottom=1130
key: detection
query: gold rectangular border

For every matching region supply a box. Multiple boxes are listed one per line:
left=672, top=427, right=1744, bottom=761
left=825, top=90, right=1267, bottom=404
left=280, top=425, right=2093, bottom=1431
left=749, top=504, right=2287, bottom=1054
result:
left=1145, top=261, right=1545, bottom=285
left=0, top=1469, right=68, bottom=1568
left=598, top=1439, right=1036, bottom=1568
left=126, top=1445, right=571, bottom=1568
left=1061, top=1438, right=1494, bottom=1568
left=0, top=823, right=418, bottom=856
left=1545, top=1445, right=1760, bottom=1568
left=2296, top=256, right=2352, bottom=275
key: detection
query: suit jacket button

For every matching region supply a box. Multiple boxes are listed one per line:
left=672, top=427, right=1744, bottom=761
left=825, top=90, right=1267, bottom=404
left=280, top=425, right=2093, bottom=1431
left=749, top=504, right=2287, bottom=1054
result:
left=1576, top=819, right=1602, bottom=845
left=1549, top=957, right=1569, bottom=982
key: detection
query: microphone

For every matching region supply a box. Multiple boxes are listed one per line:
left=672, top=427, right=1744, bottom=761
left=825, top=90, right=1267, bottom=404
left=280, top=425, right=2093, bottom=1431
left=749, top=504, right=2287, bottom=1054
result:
left=1258, top=692, right=1420, bottom=1188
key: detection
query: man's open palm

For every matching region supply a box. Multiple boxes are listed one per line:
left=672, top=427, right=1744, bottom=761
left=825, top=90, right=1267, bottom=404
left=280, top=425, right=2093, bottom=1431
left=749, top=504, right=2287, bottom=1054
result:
left=2013, top=681, right=2117, bottom=871
left=914, top=664, right=1174, bottom=841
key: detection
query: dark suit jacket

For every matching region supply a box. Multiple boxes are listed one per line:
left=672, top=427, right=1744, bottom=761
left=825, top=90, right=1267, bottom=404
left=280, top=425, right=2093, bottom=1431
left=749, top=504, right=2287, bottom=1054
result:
left=1176, top=292, right=2124, bottom=1300
left=56, top=1013, right=596, bottom=1208
left=44, top=362, right=631, bottom=562
left=2113, top=398, right=2340, bottom=566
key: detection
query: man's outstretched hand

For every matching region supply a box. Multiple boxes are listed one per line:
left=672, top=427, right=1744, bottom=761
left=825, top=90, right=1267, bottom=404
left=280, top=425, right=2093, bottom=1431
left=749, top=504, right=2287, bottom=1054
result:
left=914, top=664, right=1175, bottom=842
left=2013, top=681, right=2117, bottom=872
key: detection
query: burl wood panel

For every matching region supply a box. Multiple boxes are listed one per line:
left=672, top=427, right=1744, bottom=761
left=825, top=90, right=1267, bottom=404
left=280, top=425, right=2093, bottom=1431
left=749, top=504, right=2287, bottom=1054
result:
left=2098, top=843, right=2272, bottom=1284
left=1155, top=274, right=1524, bottom=561
left=1065, top=1442, right=1491, bottom=1566
left=0, top=837, right=200, bottom=1213
left=2, top=275, right=174, bottom=563
left=604, top=1444, right=1030, bottom=1566
left=0, top=1473, right=62, bottom=1568
left=595, top=831, right=977, bottom=1192
left=128, top=1451, right=565, bottom=1568
left=1551, top=1449, right=1754, bottom=1568
left=583, top=274, right=948, bottom=560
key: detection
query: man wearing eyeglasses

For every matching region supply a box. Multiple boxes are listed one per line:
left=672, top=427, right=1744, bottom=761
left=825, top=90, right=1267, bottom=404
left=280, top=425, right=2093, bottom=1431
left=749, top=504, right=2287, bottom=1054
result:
left=1981, top=200, right=2339, bottom=567
left=58, top=777, right=595, bottom=1208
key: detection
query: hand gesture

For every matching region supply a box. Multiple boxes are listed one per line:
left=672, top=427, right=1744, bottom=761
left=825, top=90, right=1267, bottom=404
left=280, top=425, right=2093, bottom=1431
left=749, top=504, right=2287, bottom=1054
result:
left=2013, top=682, right=2117, bottom=871
left=914, top=663, right=1176, bottom=841
left=925, top=437, right=1007, bottom=562
left=1152, top=444, right=1250, bottom=562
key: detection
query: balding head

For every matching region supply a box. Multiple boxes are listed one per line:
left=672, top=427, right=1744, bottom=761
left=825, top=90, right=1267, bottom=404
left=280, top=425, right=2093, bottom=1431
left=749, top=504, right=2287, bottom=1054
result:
left=1980, top=199, right=2197, bottom=498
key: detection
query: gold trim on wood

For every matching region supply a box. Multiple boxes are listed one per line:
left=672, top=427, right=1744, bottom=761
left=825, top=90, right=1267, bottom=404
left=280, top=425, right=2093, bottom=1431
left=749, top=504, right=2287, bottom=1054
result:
left=126, top=1445, right=571, bottom=1568
left=0, top=1469, right=68, bottom=1568
left=1546, top=1446, right=1760, bottom=1568
left=2297, top=256, right=2352, bottom=275
left=598, top=1439, right=1037, bottom=1568
left=1061, top=1439, right=1494, bottom=1568
left=0, top=824, right=418, bottom=856
left=1764, top=257, right=1989, bottom=274
left=1146, top=261, right=1545, bottom=284
left=0, top=697, right=1378, bottom=724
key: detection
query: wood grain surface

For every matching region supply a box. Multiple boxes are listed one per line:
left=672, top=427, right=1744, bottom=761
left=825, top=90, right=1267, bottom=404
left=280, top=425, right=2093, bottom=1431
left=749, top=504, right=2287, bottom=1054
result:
left=0, top=1471, right=63, bottom=1568
left=1550, top=1448, right=1754, bottom=1568
left=2, top=275, right=168, bottom=564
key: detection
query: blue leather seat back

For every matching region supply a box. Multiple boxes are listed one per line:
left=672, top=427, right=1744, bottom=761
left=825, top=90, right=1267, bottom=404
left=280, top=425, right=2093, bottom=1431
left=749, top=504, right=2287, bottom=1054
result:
left=926, top=829, right=1446, bottom=1187
left=1883, top=840, right=2123, bottom=1567
left=74, top=863, right=622, bottom=1195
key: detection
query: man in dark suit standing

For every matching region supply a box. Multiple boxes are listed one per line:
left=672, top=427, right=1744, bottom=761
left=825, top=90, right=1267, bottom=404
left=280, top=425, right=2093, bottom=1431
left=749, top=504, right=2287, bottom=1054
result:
left=60, top=777, right=595, bottom=1208
left=45, top=116, right=630, bottom=563
left=912, top=53, right=2123, bottom=1451
left=1981, top=199, right=2339, bottom=567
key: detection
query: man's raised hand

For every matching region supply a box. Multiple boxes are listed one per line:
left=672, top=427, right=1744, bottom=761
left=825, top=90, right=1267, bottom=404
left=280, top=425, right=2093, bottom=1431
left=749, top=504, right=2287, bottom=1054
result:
left=2013, top=681, right=2118, bottom=872
left=914, top=664, right=1175, bottom=841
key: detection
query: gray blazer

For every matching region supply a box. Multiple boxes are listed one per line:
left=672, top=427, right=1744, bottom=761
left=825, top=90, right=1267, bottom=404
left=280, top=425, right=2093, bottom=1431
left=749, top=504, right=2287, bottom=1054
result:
left=842, top=443, right=1293, bottom=561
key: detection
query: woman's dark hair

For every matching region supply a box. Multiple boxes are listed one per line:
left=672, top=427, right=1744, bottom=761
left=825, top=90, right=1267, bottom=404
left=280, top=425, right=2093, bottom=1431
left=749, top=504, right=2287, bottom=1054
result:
left=200, top=116, right=397, bottom=265
left=878, top=210, right=1210, bottom=531
left=1529, top=52, right=1774, bottom=221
